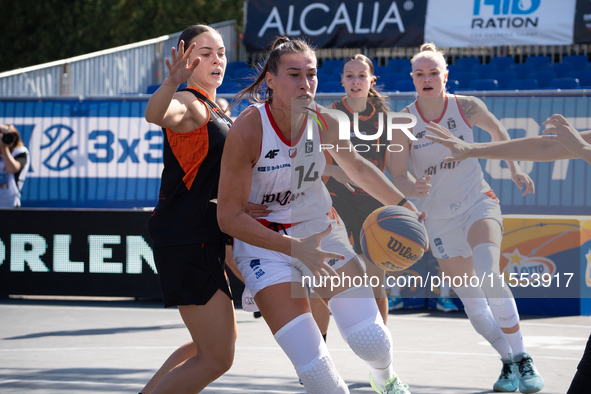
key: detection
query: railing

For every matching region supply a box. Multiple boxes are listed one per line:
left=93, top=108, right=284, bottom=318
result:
left=0, top=20, right=238, bottom=97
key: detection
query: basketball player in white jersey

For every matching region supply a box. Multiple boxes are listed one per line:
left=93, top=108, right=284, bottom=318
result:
left=217, top=37, right=424, bottom=394
left=388, top=43, right=543, bottom=393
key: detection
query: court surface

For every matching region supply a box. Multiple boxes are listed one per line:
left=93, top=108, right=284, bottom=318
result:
left=1, top=296, right=589, bottom=393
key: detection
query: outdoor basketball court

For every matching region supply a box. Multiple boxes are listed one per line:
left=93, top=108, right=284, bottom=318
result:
left=0, top=296, right=588, bottom=393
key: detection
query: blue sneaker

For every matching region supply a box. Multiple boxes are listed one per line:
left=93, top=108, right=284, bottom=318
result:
left=436, top=297, right=458, bottom=312
left=493, top=357, right=518, bottom=392
left=369, top=372, right=411, bottom=394
left=388, top=296, right=404, bottom=311
left=513, top=352, right=544, bottom=393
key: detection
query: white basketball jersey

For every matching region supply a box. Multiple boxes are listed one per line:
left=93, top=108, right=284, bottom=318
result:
left=408, top=95, right=493, bottom=219
left=248, top=102, right=331, bottom=224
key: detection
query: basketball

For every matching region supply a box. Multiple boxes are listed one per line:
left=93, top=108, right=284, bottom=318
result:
left=360, top=205, right=427, bottom=271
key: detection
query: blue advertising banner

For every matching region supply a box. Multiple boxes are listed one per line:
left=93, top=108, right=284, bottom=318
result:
left=243, top=0, right=426, bottom=51
left=0, top=98, right=163, bottom=208
left=0, top=95, right=590, bottom=213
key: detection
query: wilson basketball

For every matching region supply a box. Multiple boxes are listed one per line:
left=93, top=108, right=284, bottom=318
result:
left=360, top=205, right=427, bottom=271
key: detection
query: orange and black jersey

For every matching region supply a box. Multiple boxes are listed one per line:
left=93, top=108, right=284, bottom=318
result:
left=149, top=87, right=233, bottom=247
left=325, top=98, right=387, bottom=215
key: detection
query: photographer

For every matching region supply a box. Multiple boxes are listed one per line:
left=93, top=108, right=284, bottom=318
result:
left=0, top=124, right=30, bottom=208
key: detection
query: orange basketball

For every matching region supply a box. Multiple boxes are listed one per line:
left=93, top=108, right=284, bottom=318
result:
left=360, top=205, right=427, bottom=271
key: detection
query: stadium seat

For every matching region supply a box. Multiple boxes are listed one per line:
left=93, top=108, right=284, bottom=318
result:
left=217, top=82, right=242, bottom=93
left=318, top=80, right=343, bottom=92
left=569, top=69, right=591, bottom=87
left=469, top=79, right=499, bottom=90
left=510, top=63, right=535, bottom=79
left=387, top=58, right=411, bottom=72
left=549, top=62, right=574, bottom=78
left=456, top=57, right=481, bottom=71
left=562, top=55, right=589, bottom=70
left=489, top=56, right=515, bottom=71
left=379, top=72, right=411, bottom=90
left=225, top=61, right=249, bottom=77
left=454, top=71, right=479, bottom=88
left=446, top=64, right=463, bottom=78
left=321, top=59, right=345, bottom=70
left=528, top=70, right=557, bottom=88
left=472, top=64, right=498, bottom=78
left=394, top=80, right=416, bottom=92
left=489, top=71, right=517, bottom=89
left=446, top=79, right=459, bottom=93
left=507, top=78, right=539, bottom=90
left=549, top=78, right=580, bottom=90
left=146, top=84, right=160, bottom=94
left=233, top=67, right=253, bottom=79
left=525, top=55, right=552, bottom=70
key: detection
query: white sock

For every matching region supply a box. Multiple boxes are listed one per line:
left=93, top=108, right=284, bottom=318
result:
left=504, top=329, right=527, bottom=357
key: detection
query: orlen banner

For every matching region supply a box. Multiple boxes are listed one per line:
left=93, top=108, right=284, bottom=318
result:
left=424, top=0, right=576, bottom=48
left=0, top=98, right=163, bottom=208
left=243, top=0, right=426, bottom=51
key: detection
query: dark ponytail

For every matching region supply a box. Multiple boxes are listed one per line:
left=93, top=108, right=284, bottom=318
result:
left=232, top=37, right=316, bottom=105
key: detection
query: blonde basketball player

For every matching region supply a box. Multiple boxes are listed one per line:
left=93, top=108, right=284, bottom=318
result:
left=388, top=43, right=543, bottom=393
left=217, top=37, right=423, bottom=394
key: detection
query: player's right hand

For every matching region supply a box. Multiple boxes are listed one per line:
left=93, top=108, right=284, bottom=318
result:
left=291, top=225, right=344, bottom=281
left=424, top=122, right=472, bottom=162
left=164, top=40, right=201, bottom=86
left=414, top=175, right=432, bottom=198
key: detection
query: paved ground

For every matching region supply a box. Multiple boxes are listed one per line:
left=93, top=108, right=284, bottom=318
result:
left=0, top=296, right=589, bottom=393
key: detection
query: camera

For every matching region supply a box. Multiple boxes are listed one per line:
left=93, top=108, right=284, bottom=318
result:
left=2, top=133, right=14, bottom=145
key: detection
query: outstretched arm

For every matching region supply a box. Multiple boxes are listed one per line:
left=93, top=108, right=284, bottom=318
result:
left=458, top=96, right=534, bottom=196
left=542, top=114, right=591, bottom=165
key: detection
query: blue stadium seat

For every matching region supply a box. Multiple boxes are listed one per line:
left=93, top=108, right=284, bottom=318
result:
left=394, top=80, right=416, bottom=92
left=454, top=71, right=479, bottom=88
left=446, top=64, right=463, bottom=77
left=549, top=78, right=580, bottom=90
left=387, top=58, right=411, bottom=72
left=569, top=69, right=591, bottom=87
left=146, top=84, right=160, bottom=94
left=511, top=63, right=535, bottom=79
left=489, top=56, right=515, bottom=71
left=469, top=79, right=499, bottom=90
left=321, top=59, right=345, bottom=71
left=446, top=79, right=459, bottom=93
left=525, top=55, right=551, bottom=70
left=456, top=57, right=481, bottom=71
left=233, top=67, right=253, bottom=79
left=225, top=61, right=249, bottom=76
left=528, top=70, right=557, bottom=88
left=217, top=82, right=242, bottom=93
left=507, top=78, right=539, bottom=90
left=549, top=62, right=574, bottom=78
left=472, top=64, right=498, bottom=78
left=562, top=55, right=589, bottom=70
left=489, top=71, right=517, bottom=89
left=379, top=72, right=411, bottom=90
left=318, top=80, right=343, bottom=92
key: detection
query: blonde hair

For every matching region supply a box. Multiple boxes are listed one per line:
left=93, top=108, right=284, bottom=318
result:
left=411, top=43, right=447, bottom=71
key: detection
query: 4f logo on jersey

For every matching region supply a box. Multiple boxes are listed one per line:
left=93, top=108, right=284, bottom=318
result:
left=447, top=118, right=456, bottom=130
left=305, top=141, right=313, bottom=154
left=415, top=130, right=426, bottom=139
left=265, top=149, right=280, bottom=159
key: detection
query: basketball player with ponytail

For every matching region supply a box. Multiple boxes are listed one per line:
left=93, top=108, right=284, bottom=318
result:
left=217, top=37, right=422, bottom=394
left=311, top=54, right=398, bottom=338
left=388, top=43, right=543, bottom=393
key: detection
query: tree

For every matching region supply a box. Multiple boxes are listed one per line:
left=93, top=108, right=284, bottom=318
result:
left=0, top=0, right=243, bottom=73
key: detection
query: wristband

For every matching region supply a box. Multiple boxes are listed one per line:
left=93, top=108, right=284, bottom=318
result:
left=397, top=197, right=408, bottom=206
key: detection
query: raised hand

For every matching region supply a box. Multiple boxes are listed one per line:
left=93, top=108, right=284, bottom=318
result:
left=165, top=40, right=200, bottom=86
left=424, top=121, right=472, bottom=162
left=291, top=225, right=345, bottom=281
